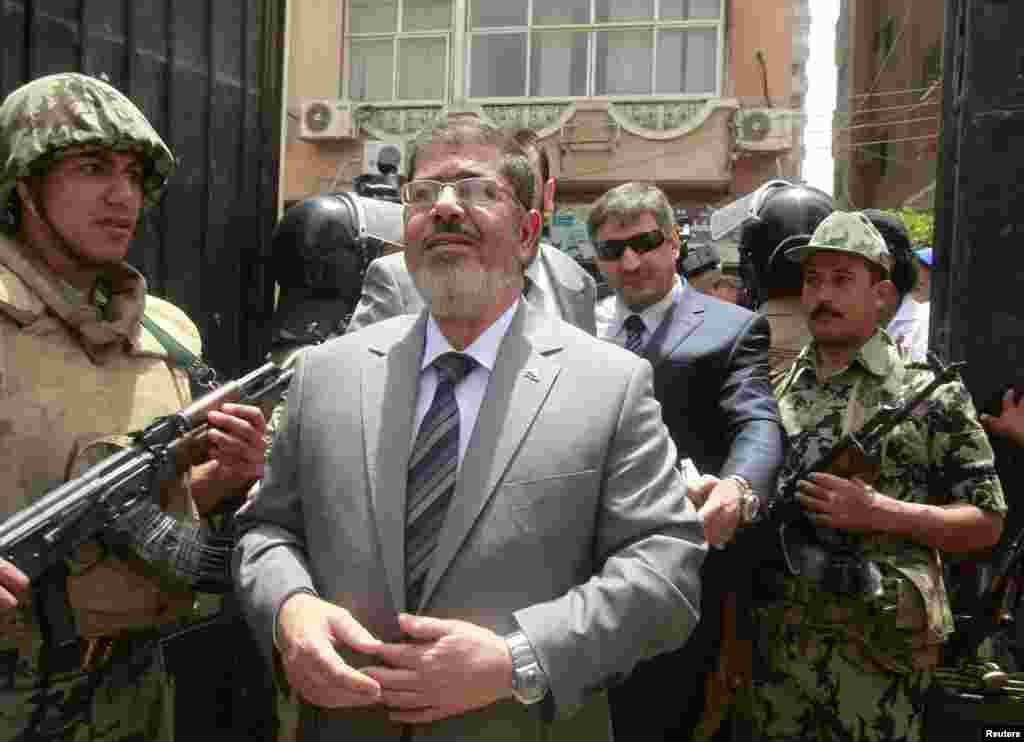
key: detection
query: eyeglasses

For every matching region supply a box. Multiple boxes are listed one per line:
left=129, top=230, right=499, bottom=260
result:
left=594, top=229, right=667, bottom=261
left=400, top=177, right=511, bottom=208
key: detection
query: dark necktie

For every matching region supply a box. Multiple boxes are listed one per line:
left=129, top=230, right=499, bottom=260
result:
left=404, top=352, right=475, bottom=610
left=623, top=314, right=646, bottom=355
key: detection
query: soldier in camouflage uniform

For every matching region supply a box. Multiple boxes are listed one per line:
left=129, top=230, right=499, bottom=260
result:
left=0, top=73, right=267, bottom=741
left=751, top=211, right=1007, bottom=741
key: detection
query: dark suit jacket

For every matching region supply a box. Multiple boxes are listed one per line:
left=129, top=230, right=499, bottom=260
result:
left=643, top=289, right=782, bottom=496
left=601, top=286, right=784, bottom=738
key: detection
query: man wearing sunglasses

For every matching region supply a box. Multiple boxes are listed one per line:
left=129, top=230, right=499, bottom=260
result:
left=345, top=125, right=596, bottom=335
left=590, top=182, right=784, bottom=741
left=235, top=122, right=706, bottom=742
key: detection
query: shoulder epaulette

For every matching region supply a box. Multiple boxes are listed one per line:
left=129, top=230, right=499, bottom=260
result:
left=0, top=263, right=46, bottom=325
left=138, top=295, right=202, bottom=359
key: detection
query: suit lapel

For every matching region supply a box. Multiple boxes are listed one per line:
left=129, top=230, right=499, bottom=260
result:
left=363, top=313, right=427, bottom=613
left=418, top=303, right=563, bottom=609
left=643, top=285, right=705, bottom=368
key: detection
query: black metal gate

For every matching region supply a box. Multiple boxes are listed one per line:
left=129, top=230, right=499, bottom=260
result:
left=934, top=0, right=1024, bottom=544
left=928, top=3, right=1024, bottom=735
left=1, top=3, right=286, bottom=739
left=0, top=0, right=285, bottom=376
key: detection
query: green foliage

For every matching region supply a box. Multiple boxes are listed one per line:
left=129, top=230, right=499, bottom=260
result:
left=884, top=208, right=935, bottom=247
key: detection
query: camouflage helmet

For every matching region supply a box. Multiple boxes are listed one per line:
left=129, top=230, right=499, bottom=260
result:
left=0, top=73, right=176, bottom=222
left=786, top=210, right=893, bottom=273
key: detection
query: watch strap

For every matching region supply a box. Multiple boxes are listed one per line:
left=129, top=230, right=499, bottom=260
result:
left=505, top=631, right=549, bottom=705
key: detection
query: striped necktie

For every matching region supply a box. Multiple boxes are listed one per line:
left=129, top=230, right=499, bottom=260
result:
left=405, top=352, right=475, bottom=610
left=623, top=314, right=646, bottom=355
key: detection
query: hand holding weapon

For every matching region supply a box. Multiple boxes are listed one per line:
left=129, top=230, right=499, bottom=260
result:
left=0, top=361, right=294, bottom=591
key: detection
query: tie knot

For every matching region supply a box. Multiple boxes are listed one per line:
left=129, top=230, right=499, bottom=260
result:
left=434, top=352, right=475, bottom=385
left=624, top=314, right=645, bottom=334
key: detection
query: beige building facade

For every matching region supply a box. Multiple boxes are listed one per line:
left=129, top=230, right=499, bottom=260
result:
left=281, top=0, right=811, bottom=259
left=833, top=0, right=942, bottom=210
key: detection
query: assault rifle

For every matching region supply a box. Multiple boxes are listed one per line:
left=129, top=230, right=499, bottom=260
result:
left=947, top=526, right=1024, bottom=665
left=0, top=361, right=293, bottom=589
left=768, top=352, right=966, bottom=579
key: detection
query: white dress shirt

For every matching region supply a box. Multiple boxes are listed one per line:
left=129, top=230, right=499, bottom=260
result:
left=596, top=276, right=684, bottom=346
left=414, top=300, right=519, bottom=468
left=886, top=294, right=929, bottom=362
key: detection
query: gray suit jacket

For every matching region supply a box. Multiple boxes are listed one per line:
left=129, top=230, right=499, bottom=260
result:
left=346, top=243, right=598, bottom=335
left=234, top=302, right=705, bottom=742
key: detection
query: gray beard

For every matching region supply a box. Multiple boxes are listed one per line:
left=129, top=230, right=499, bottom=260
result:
left=413, top=258, right=519, bottom=320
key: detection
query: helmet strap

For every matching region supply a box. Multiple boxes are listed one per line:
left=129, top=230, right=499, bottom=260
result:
left=16, top=179, right=91, bottom=276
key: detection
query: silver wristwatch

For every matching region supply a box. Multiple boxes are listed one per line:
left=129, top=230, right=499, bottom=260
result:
left=729, top=475, right=761, bottom=524
left=505, top=631, right=549, bottom=705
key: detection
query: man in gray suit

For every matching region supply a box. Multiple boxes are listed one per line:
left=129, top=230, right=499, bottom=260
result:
left=345, top=127, right=597, bottom=335
left=234, top=120, right=706, bottom=741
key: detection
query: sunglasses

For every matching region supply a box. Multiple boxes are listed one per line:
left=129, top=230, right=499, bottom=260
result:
left=594, top=229, right=667, bottom=261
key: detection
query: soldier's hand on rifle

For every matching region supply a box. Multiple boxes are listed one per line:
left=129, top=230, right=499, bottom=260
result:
left=189, top=403, right=267, bottom=514
left=980, top=387, right=1024, bottom=449
left=0, top=558, right=29, bottom=612
left=205, top=402, right=267, bottom=484
left=796, top=472, right=879, bottom=531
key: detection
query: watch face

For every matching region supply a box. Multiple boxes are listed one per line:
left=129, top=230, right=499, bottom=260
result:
left=515, top=664, right=547, bottom=704
left=742, top=493, right=761, bottom=523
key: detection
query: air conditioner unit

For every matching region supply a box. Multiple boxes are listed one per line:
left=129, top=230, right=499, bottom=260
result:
left=298, top=99, right=356, bottom=141
left=735, top=108, right=795, bottom=152
left=363, top=140, right=405, bottom=174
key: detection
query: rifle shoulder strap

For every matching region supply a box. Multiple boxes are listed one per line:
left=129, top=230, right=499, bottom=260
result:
left=141, top=312, right=219, bottom=391
left=140, top=313, right=199, bottom=369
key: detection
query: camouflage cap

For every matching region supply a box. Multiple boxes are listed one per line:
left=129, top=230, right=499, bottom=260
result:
left=0, top=73, right=176, bottom=219
left=785, top=210, right=893, bottom=272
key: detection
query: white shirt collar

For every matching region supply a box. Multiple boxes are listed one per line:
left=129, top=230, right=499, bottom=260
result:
left=607, top=276, right=685, bottom=338
left=422, top=299, right=520, bottom=374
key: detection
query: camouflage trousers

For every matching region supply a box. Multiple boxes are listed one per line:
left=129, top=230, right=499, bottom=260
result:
left=751, top=625, right=932, bottom=741
left=0, top=636, right=171, bottom=742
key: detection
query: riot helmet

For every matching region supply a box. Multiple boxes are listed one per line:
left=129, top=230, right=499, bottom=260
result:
left=714, top=181, right=833, bottom=308
left=268, top=192, right=404, bottom=352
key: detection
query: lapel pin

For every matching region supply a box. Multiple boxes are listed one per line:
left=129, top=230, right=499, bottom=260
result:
left=524, top=369, right=540, bottom=382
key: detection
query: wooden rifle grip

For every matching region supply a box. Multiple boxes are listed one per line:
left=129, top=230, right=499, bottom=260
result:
left=828, top=446, right=881, bottom=485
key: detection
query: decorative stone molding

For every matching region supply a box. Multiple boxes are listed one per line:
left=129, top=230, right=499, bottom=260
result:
left=350, top=98, right=738, bottom=144
left=354, top=105, right=445, bottom=141
left=481, top=103, right=570, bottom=132
left=610, top=99, right=733, bottom=138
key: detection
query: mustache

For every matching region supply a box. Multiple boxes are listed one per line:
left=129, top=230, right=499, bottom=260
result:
left=427, top=221, right=480, bottom=242
left=810, top=304, right=844, bottom=320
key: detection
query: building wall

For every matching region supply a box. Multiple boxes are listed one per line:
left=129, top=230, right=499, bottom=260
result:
left=280, top=0, right=809, bottom=258
left=834, top=0, right=941, bottom=209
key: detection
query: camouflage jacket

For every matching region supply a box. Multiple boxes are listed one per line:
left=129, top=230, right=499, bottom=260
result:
left=762, top=330, right=1006, bottom=671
